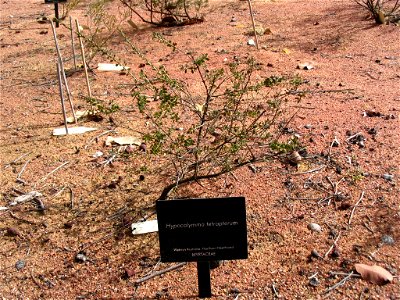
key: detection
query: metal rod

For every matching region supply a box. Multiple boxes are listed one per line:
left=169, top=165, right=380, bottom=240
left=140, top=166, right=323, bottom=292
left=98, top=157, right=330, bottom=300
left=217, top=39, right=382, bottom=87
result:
left=75, top=19, right=92, bottom=98
left=50, top=20, right=77, bottom=123
left=70, top=16, right=77, bottom=70
left=247, top=0, right=260, bottom=50
left=56, top=62, right=69, bottom=134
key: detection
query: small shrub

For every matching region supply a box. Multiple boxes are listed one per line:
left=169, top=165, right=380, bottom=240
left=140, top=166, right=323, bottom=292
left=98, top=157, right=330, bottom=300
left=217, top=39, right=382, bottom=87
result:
left=120, top=0, right=208, bottom=26
left=354, top=0, right=400, bottom=24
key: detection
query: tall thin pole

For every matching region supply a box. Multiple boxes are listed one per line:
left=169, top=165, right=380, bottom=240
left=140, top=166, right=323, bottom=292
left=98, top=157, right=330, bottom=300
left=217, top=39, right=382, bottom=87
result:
left=247, top=0, right=260, bottom=50
left=50, top=20, right=78, bottom=123
left=70, top=17, right=77, bottom=70
left=54, top=2, right=60, bottom=28
left=57, top=62, right=69, bottom=134
left=75, top=19, right=92, bottom=98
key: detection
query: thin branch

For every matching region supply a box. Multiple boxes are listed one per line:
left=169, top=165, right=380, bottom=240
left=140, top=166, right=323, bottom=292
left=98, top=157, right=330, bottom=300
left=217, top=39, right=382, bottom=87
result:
left=348, top=191, right=365, bottom=225
left=291, top=165, right=326, bottom=175
left=325, top=271, right=354, bottom=294
left=158, top=156, right=262, bottom=200
left=324, top=232, right=341, bottom=258
left=17, top=159, right=32, bottom=180
left=37, top=161, right=70, bottom=184
left=134, top=262, right=186, bottom=285
left=4, top=152, right=32, bottom=169
left=85, top=129, right=116, bottom=149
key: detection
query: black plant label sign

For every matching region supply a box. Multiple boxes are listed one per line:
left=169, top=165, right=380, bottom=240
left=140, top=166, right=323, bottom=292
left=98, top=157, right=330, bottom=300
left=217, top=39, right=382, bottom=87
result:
left=156, top=197, right=248, bottom=262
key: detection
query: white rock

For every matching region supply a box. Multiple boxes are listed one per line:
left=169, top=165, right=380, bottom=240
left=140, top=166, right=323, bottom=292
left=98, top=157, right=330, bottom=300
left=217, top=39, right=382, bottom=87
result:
left=307, top=223, right=322, bottom=233
left=247, top=39, right=256, bottom=46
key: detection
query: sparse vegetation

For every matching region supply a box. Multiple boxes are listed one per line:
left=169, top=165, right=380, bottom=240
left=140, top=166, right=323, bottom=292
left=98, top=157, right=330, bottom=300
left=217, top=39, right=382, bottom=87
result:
left=120, top=0, right=208, bottom=26
left=354, top=0, right=400, bottom=24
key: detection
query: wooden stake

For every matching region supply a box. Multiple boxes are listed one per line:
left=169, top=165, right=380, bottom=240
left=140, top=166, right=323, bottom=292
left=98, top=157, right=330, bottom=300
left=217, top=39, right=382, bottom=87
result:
left=57, top=62, right=69, bottom=135
left=247, top=0, right=260, bottom=50
left=50, top=20, right=77, bottom=123
left=75, top=19, right=92, bottom=98
left=69, top=16, right=77, bottom=70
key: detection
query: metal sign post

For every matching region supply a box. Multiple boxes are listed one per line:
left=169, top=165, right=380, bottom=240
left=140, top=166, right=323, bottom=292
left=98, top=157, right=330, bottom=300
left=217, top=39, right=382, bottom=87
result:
left=197, top=261, right=212, bottom=298
left=44, top=0, right=67, bottom=28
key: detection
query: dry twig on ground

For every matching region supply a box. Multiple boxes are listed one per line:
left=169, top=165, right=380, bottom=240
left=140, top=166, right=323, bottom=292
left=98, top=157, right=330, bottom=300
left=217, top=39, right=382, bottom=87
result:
left=348, top=191, right=365, bottom=225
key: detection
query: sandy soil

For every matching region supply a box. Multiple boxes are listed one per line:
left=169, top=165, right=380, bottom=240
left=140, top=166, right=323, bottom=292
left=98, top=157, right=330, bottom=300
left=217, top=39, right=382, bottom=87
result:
left=1, top=0, right=399, bottom=299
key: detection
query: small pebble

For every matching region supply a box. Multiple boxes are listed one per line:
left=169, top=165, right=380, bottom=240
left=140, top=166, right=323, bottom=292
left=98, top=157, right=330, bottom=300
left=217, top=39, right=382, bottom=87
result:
left=6, top=227, right=20, bottom=236
left=311, top=249, right=322, bottom=259
left=307, top=223, right=322, bottom=233
left=247, top=39, right=256, bottom=46
left=125, top=145, right=135, bottom=154
left=309, top=276, right=320, bottom=287
left=304, top=124, right=313, bottom=129
left=15, top=260, right=25, bottom=270
left=381, top=234, right=395, bottom=245
left=75, top=252, right=87, bottom=263
left=331, top=246, right=341, bottom=258
left=367, top=128, right=377, bottom=135
left=382, top=174, right=394, bottom=181
left=139, top=143, right=147, bottom=152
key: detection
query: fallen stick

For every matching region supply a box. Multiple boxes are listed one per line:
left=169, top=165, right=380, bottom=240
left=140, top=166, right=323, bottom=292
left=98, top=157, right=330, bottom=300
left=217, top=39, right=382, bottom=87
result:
left=271, top=282, right=279, bottom=297
left=17, top=158, right=32, bottom=181
left=84, top=129, right=116, bottom=149
left=9, top=191, right=43, bottom=206
left=247, top=0, right=260, bottom=49
left=329, top=271, right=360, bottom=277
left=68, top=186, right=74, bottom=209
left=50, top=20, right=77, bottom=123
left=75, top=19, right=92, bottom=98
left=291, top=165, right=326, bottom=175
left=134, top=262, right=187, bottom=285
left=9, top=211, right=37, bottom=225
left=4, top=152, right=32, bottom=169
left=324, top=232, right=341, bottom=258
left=30, top=270, right=43, bottom=289
left=37, top=161, right=69, bottom=184
left=69, top=17, right=77, bottom=70
left=324, top=271, right=354, bottom=294
left=348, top=191, right=364, bottom=225
left=57, top=62, right=69, bottom=134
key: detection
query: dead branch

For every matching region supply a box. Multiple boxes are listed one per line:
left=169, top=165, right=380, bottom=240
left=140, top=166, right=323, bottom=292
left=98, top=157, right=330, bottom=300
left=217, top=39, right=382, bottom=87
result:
left=9, top=211, right=37, bottom=225
left=134, top=262, right=186, bottom=285
left=4, top=152, right=32, bottom=169
left=37, top=161, right=69, bottom=184
left=30, top=270, right=43, bottom=289
left=348, top=191, right=365, bottom=225
left=324, top=232, right=341, bottom=258
left=85, top=129, right=116, bottom=149
left=324, top=271, right=355, bottom=295
left=68, top=186, right=74, bottom=209
left=17, top=158, right=32, bottom=181
left=291, top=165, right=326, bottom=176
